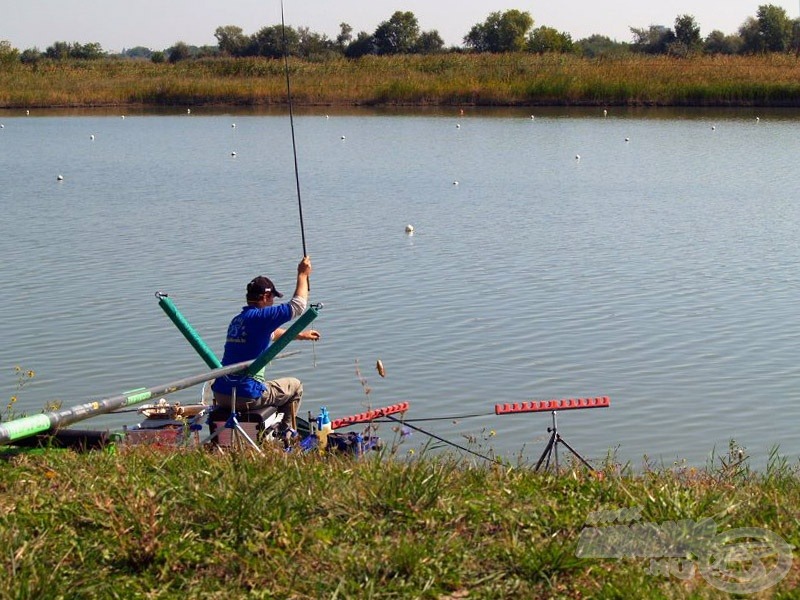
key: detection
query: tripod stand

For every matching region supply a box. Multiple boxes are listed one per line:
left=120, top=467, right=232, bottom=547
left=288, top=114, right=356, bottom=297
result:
left=534, top=410, right=593, bottom=472
left=207, top=388, right=263, bottom=454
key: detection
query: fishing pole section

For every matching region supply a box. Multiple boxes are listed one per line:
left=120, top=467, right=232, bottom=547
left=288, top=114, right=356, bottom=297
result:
left=0, top=359, right=251, bottom=447
left=280, top=0, right=308, bottom=259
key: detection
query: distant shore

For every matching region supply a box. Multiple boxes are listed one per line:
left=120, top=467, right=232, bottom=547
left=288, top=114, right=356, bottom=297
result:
left=3, top=53, right=800, bottom=108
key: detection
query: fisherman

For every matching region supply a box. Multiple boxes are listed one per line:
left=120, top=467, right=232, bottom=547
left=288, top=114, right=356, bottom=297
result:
left=211, top=256, right=319, bottom=433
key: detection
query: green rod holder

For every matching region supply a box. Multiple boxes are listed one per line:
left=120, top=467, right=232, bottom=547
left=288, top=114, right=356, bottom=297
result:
left=246, top=307, right=319, bottom=376
left=156, top=292, right=222, bottom=369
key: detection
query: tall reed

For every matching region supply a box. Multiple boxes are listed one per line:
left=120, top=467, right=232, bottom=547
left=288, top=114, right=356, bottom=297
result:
left=2, top=54, right=800, bottom=107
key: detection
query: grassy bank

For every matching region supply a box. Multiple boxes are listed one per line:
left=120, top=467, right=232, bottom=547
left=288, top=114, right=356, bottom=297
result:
left=1, top=443, right=798, bottom=598
left=3, top=54, right=800, bottom=108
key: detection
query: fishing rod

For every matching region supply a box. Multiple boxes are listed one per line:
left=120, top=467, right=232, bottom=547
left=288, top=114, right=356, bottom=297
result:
left=280, top=0, right=308, bottom=258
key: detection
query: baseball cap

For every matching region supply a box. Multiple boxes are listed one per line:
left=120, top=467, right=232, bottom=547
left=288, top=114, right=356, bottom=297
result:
left=247, top=276, right=283, bottom=298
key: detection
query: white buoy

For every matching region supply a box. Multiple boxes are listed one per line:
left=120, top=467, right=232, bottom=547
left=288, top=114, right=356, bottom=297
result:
left=90, top=134, right=95, bottom=140
left=453, top=181, right=459, bottom=186
left=231, top=151, right=237, bottom=157
left=575, top=154, right=581, bottom=160
left=231, top=123, right=236, bottom=128
left=341, top=135, right=346, bottom=140
left=57, top=174, right=64, bottom=181
left=121, top=115, right=125, bottom=119
left=187, top=108, right=191, bottom=114
left=711, top=125, right=715, bottom=130
left=1, top=124, right=4, bottom=128
left=325, top=115, right=330, bottom=119
left=26, top=109, right=30, bottom=116
left=625, top=137, right=630, bottom=142
left=756, top=116, right=760, bottom=122
left=405, top=224, right=414, bottom=234
left=603, top=109, right=608, bottom=117
left=456, top=123, right=461, bottom=128
left=530, top=115, right=535, bottom=120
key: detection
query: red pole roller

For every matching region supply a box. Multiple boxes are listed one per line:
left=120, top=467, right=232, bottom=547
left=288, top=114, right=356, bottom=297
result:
left=495, top=396, right=610, bottom=415
left=331, top=402, right=410, bottom=430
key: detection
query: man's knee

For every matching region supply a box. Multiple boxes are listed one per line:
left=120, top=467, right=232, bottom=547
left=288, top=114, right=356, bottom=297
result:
left=281, top=377, right=303, bottom=400
left=265, top=377, right=303, bottom=403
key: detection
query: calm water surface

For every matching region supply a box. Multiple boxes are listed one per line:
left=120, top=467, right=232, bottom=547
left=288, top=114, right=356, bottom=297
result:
left=1, top=106, right=799, bottom=468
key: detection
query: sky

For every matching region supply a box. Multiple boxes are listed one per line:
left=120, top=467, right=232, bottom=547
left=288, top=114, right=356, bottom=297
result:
left=4, top=0, right=800, bottom=53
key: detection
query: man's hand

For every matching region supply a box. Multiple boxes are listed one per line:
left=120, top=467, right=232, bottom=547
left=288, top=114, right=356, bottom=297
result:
left=273, top=328, right=320, bottom=342
left=297, top=256, right=312, bottom=277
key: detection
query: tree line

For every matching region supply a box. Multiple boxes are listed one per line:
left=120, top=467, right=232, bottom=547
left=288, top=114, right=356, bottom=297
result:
left=2, top=4, right=799, bottom=65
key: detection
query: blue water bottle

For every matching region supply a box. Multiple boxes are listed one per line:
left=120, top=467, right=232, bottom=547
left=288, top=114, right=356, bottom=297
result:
left=318, top=406, right=332, bottom=451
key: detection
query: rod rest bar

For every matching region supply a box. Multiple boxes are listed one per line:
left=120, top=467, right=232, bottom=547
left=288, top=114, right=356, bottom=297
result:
left=495, top=396, right=610, bottom=415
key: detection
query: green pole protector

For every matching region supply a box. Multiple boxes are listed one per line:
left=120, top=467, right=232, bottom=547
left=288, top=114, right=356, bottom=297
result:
left=0, top=414, right=52, bottom=444
left=156, top=293, right=222, bottom=369
left=247, top=307, right=319, bottom=376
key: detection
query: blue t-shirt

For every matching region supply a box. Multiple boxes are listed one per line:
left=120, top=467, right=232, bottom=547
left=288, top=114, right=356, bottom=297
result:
left=211, top=303, right=293, bottom=398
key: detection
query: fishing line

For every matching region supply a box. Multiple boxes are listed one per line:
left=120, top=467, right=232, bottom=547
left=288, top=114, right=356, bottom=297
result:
left=384, top=414, right=499, bottom=464
left=280, top=0, right=308, bottom=257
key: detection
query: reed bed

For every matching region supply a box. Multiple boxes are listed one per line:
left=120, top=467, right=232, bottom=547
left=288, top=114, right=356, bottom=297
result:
left=3, top=54, right=800, bottom=107
left=1, top=443, right=798, bottom=598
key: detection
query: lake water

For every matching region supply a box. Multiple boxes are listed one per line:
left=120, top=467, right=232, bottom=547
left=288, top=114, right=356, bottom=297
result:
left=2, top=106, right=799, bottom=469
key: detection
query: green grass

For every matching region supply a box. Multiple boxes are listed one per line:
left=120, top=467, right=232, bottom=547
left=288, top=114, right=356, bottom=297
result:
left=1, top=439, right=798, bottom=598
left=4, top=53, right=800, bottom=108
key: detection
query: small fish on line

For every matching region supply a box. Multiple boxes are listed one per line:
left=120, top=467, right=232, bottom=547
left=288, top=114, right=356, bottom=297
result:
left=376, top=359, right=386, bottom=378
